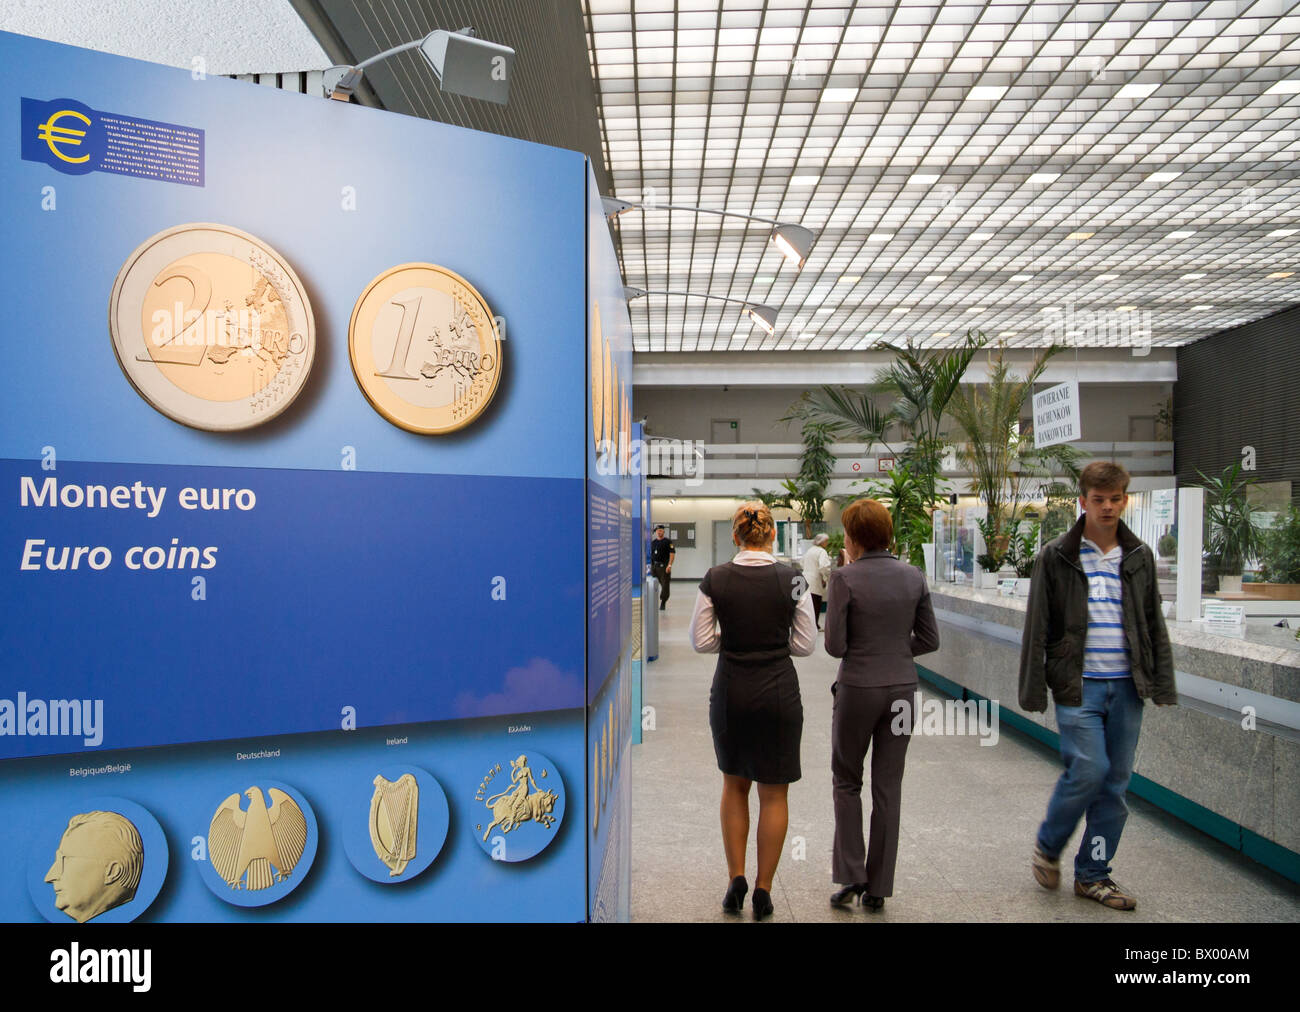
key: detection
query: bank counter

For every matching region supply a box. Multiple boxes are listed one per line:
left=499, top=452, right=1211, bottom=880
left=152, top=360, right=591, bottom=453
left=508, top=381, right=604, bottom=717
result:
left=924, top=584, right=1300, bottom=883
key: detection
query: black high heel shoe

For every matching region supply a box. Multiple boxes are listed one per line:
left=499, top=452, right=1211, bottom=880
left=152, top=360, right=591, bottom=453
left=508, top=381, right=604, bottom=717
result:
left=752, top=887, right=774, bottom=920
left=830, top=883, right=867, bottom=907
left=721, top=876, right=748, bottom=914
left=863, top=894, right=885, bottom=912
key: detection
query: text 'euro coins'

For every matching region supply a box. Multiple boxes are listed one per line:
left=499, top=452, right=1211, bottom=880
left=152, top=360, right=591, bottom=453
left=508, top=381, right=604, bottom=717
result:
left=108, top=223, right=316, bottom=431
left=349, top=263, right=503, bottom=434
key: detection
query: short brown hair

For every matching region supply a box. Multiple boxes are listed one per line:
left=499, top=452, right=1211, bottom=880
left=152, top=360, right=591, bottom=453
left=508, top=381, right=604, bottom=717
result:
left=732, top=501, right=775, bottom=547
left=841, top=498, right=892, bottom=553
left=1079, top=461, right=1130, bottom=497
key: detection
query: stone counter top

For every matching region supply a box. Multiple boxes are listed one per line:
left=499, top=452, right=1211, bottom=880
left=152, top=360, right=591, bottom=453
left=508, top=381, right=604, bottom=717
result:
left=931, top=583, right=1300, bottom=704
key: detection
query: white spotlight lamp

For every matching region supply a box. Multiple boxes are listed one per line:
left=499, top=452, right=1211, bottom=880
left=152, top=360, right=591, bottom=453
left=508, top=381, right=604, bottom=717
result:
left=324, top=27, right=515, bottom=105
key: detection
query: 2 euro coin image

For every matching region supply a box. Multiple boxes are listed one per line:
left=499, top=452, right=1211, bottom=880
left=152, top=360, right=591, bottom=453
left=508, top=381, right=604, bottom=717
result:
left=108, top=223, right=316, bottom=431
left=348, top=263, right=503, bottom=434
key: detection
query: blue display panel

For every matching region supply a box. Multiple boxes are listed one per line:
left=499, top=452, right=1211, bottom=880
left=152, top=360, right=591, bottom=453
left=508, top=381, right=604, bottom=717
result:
left=0, top=30, right=604, bottom=921
left=583, top=162, right=634, bottom=920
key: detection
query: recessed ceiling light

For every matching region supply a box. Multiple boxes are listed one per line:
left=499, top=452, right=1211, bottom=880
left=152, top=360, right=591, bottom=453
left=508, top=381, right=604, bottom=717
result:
left=1167, top=230, right=1196, bottom=239
left=1028, top=172, right=1060, bottom=184
left=1147, top=171, right=1182, bottom=182
left=820, top=87, right=859, bottom=103
left=924, top=274, right=947, bottom=282
left=966, top=85, right=1007, bottom=101
left=1181, top=273, right=1207, bottom=280
left=1043, top=307, right=1062, bottom=313
left=968, top=232, right=994, bottom=241
left=815, top=307, right=835, bottom=314
left=907, top=172, right=941, bottom=185
left=867, top=232, right=894, bottom=242
left=1010, top=274, right=1034, bottom=281
left=890, top=307, right=910, bottom=314
left=967, top=307, right=986, bottom=313
left=999, top=331, right=1017, bottom=337
left=1117, top=82, right=1160, bottom=99
left=1268, top=228, right=1298, bottom=237
left=1067, top=231, right=1095, bottom=240
left=932, top=332, right=950, bottom=338
left=1117, top=305, right=1137, bottom=312
left=756, top=275, right=776, bottom=283
left=791, top=174, right=821, bottom=187
left=1265, top=79, right=1300, bottom=95
left=1095, top=274, right=1119, bottom=280
left=798, top=332, right=817, bottom=340
left=837, top=275, right=860, bottom=284
left=1267, top=271, right=1295, bottom=279
left=1191, top=305, right=1214, bottom=311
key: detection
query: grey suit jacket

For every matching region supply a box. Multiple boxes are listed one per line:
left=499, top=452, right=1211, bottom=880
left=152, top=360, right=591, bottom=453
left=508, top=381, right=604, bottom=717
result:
left=824, top=551, right=940, bottom=687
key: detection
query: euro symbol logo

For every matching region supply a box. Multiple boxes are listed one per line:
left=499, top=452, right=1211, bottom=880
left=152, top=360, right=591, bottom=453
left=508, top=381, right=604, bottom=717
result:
left=37, top=109, right=91, bottom=164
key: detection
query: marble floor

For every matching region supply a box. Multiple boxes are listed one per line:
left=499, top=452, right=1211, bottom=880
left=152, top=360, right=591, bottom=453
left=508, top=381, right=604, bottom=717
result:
left=631, top=602, right=1300, bottom=923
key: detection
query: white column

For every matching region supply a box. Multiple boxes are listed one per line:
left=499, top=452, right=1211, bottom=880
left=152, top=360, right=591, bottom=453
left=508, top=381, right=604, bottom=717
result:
left=1176, top=486, right=1204, bottom=623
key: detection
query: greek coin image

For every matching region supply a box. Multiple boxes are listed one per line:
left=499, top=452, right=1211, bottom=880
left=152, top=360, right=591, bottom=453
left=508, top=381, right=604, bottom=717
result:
left=108, top=223, right=316, bottom=431
left=349, top=263, right=503, bottom=434
left=591, top=301, right=604, bottom=451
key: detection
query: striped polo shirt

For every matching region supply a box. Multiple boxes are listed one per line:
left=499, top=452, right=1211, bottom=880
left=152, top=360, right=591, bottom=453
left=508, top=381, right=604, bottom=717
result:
left=1080, top=537, right=1130, bottom=679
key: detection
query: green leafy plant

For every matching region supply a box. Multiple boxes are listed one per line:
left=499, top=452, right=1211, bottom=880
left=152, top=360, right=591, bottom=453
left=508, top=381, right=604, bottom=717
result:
left=1196, top=463, right=1263, bottom=577
left=792, top=331, right=987, bottom=510
left=1010, top=521, right=1041, bottom=578
left=947, top=342, right=1079, bottom=551
left=1154, top=396, right=1174, bottom=441
left=752, top=420, right=836, bottom=536
left=1257, top=505, right=1300, bottom=584
left=856, top=463, right=932, bottom=567
left=1157, top=533, right=1177, bottom=559
left=825, top=531, right=845, bottom=562
left=975, top=515, right=1006, bottom=572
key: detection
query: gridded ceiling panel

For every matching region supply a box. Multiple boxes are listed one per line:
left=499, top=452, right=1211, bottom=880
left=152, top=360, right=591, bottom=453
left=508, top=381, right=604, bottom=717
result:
left=583, top=0, right=1300, bottom=352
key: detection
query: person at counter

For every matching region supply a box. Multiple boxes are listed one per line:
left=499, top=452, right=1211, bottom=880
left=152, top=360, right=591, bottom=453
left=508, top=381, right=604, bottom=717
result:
left=1019, top=461, right=1177, bottom=911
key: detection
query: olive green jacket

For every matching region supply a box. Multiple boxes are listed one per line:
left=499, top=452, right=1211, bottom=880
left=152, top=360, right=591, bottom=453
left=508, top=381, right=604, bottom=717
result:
left=1018, top=515, right=1178, bottom=711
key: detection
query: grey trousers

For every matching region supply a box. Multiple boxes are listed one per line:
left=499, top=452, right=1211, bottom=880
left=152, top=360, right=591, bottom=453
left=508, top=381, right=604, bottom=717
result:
left=831, top=682, right=915, bottom=894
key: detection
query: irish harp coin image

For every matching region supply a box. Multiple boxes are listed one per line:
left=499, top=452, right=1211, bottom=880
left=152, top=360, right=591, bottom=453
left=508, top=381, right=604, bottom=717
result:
left=343, top=765, right=449, bottom=884
left=108, top=223, right=316, bottom=431
left=196, top=781, right=318, bottom=907
left=349, top=263, right=503, bottom=434
left=472, top=750, right=565, bottom=863
left=28, top=797, right=169, bottom=924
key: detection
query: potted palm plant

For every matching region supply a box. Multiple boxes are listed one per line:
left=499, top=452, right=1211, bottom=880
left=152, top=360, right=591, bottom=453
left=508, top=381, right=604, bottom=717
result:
left=1196, top=463, right=1263, bottom=594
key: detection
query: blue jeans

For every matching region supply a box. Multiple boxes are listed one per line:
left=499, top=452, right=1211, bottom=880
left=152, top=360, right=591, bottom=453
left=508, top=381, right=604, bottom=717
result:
left=1037, top=677, right=1144, bottom=883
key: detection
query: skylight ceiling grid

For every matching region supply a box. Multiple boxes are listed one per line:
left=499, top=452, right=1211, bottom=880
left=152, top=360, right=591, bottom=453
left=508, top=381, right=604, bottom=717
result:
left=584, top=0, right=1300, bottom=354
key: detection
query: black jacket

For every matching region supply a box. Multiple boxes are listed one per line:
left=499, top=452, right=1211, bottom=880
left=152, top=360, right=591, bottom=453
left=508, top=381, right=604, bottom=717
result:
left=1018, top=515, right=1177, bottom=711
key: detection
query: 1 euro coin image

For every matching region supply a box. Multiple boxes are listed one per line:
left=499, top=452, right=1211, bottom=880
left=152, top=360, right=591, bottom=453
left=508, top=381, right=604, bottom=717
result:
left=108, top=223, right=316, bottom=431
left=348, top=263, right=503, bottom=434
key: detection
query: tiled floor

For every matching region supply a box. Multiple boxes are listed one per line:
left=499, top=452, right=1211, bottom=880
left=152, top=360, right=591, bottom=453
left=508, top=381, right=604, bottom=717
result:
left=631, top=603, right=1300, bottom=923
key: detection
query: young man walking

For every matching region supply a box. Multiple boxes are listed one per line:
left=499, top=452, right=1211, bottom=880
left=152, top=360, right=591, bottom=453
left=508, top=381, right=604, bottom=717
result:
left=650, top=525, right=675, bottom=611
left=1019, top=461, right=1177, bottom=910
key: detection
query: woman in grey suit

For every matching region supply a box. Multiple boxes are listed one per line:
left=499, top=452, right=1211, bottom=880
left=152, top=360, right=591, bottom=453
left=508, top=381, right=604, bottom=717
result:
left=824, top=498, right=940, bottom=912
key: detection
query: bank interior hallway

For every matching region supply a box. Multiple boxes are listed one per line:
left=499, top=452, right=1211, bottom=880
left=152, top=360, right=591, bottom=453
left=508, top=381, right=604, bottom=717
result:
left=630, top=606, right=1300, bottom=923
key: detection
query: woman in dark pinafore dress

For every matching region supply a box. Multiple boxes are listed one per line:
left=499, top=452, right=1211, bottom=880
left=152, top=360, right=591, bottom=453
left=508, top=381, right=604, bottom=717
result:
left=691, top=501, right=816, bottom=920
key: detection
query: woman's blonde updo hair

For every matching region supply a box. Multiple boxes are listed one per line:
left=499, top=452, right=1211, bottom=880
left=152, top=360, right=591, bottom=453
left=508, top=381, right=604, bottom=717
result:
left=732, top=500, right=776, bottom=548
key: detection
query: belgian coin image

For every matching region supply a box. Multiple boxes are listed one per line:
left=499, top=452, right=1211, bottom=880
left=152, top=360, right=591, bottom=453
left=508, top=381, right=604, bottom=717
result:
left=343, top=765, right=450, bottom=884
left=591, top=302, right=604, bottom=452
left=349, top=263, right=503, bottom=434
left=196, top=781, right=318, bottom=907
left=108, top=223, right=316, bottom=431
left=472, top=750, right=565, bottom=863
left=28, top=797, right=169, bottom=925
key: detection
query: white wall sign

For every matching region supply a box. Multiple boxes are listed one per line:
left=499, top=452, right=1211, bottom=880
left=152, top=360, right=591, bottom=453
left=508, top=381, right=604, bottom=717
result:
left=1151, top=488, right=1176, bottom=524
left=1202, top=601, right=1245, bottom=629
left=1032, top=381, right=1081, bottom=448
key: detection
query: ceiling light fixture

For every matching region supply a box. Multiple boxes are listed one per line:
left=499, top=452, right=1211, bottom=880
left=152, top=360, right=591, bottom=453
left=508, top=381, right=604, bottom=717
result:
left=1181, top=273, right=1207, bottom=280
left=820, top=87, right=859, bottom=103
left=603, top=196, right=816, bottom=269
left=1147, top=171, right=1182, bottom=182
left=1268, top=228, right=1298, bottom=238
left=324, top=27, right=515, bottom=104
left=966, top=85, right=1008, bottom=101
left=1264, top=79, right=1300, bottom=95
left=1267, top=271, right=1295, bottom=279
left=623, top=287, right=779, bottom=335
left=1167, top=230, right=1196, bottom=239
left=907, top=172, right=941, bottom=185
left=1117, top=82, right=1160, bottom=99
left=1067, top=231, right=1095, bottom=240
